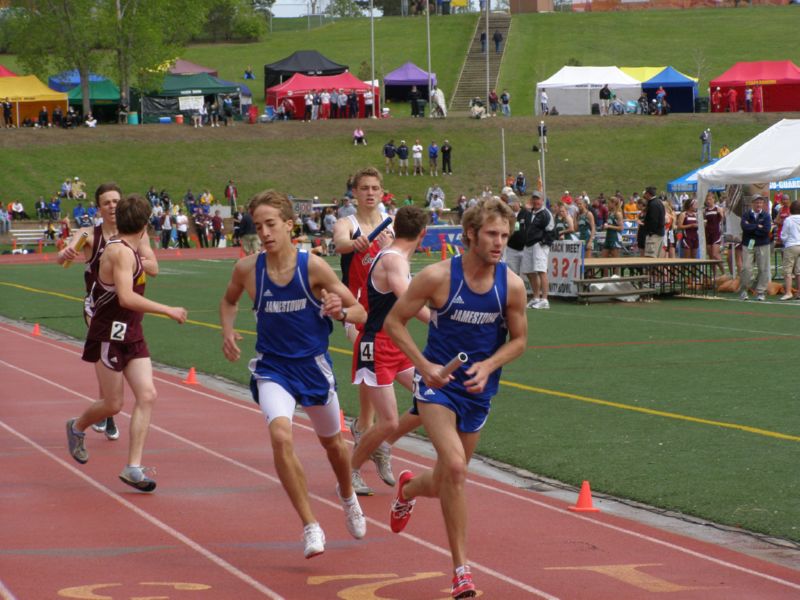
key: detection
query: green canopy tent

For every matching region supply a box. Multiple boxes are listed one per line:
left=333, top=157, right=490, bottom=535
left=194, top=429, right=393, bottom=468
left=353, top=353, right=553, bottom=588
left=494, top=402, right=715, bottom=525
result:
left=67, top=79, right=121, bottom=122
left=137, top=73, right=241, bottom=124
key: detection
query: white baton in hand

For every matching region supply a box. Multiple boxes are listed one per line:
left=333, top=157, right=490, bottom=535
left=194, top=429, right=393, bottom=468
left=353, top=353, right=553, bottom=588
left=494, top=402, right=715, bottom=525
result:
left=439, top=352, right=468, bottom=378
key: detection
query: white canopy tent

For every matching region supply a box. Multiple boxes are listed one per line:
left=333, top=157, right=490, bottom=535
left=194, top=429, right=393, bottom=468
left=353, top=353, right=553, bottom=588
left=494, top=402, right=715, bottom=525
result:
left=535, top=66, right=641, bottom=116
left=696, top=119, right=800, bottom=257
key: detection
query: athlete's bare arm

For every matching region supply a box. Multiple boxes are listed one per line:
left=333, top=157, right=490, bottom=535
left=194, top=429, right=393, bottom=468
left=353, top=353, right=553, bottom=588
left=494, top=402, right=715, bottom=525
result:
left=56, top=226, right=94, bottom=265
left=333, top=216, right=363, bottom=254
left=461, top=271, right=527, bottom=394
left=219, top=254, right=259, bottom=362
left=385, top=261, right=451, bottom=388
left=106, top=243, right=187, bottom=324
left=308, top=254, right=366, bottom=324
left=137, top=234, right=159, bottom=277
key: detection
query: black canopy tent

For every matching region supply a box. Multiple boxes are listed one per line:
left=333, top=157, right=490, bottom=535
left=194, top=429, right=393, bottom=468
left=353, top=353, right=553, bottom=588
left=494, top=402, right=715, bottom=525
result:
left=263, top=50, right=348, bottom=99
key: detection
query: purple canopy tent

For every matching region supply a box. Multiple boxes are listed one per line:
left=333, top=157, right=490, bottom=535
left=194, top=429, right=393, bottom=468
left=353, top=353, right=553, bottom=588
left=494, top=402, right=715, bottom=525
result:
left=384, top=62, right=437, bottom=101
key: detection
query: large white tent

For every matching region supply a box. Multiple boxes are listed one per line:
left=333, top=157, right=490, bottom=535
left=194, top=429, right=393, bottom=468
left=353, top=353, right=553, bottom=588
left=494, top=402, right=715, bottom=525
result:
left=535, top=66, right=641, bottom=116
left=696, top=119, right=800, bottom=256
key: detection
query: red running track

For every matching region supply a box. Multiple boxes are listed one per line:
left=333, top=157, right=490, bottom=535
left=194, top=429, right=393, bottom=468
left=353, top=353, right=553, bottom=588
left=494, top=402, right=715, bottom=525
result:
left=1, top=322, right=798, bottom=600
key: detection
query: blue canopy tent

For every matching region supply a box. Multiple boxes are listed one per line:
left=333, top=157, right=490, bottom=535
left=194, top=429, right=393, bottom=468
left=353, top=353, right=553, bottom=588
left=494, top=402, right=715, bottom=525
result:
left=643, top=66, right=698, bottom=113
left=48, top=70, right=108, bottom=92
left=667, top=161, right=724, bottom=193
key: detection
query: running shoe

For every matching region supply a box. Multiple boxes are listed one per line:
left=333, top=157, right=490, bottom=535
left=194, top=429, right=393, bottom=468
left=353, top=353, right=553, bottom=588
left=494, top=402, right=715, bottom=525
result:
left=119, top=465, right=157, bottom=493
left=451, top=567, right=477, bottom=598
left=780, top=293, right=794, bottom=301
left=336, top=484, right=367, bottom=539
left=105, top=417, right=120, bottom=441
left=91, top=418, right=107, bottom=434
left=756, top=293, right=766, bottom=301
left=739, top=292, right=749, bottom=301
left=390, top=470, right=416, bottom=533
left=371, top=444, right=396, bottom=486
left=302, top=522, right=325, bottom=559
left=66, top=418, right=88, bottom=464
left=349, top=417, right=363, bottom=447
left=536, top=299, right=550, bottom=310
left=351, top=470, right=375, bottom=496
left=526, top=298, right=541, bottom=309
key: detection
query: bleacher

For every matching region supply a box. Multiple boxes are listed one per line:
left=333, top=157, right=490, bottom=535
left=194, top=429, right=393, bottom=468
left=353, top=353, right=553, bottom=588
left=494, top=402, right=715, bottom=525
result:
left=6, top=222, right=52, bottom=250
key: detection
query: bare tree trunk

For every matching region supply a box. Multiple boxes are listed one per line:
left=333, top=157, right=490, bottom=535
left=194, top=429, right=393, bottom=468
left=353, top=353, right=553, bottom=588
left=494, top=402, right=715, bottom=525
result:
left=79, top=65, right=90, bottom=119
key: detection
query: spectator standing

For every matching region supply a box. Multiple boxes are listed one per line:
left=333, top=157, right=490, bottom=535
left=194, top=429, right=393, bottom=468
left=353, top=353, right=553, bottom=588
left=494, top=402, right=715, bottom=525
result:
left=513, top=172, right=527, bottom=195
left=396, top=140, right=410, bottom=176
left=601, top=196, right=623, bottom=258
left=480, top=31, right=487, bottom=53
left=576, top=198, right=596, bottom=254
left=745, top=86, right=753, bottom=112
left=193, top=209, right=209, bottom=248
left=383, top=139, right=397, bottom=174
left=554, top=203, right=577, bottom=241
left=35, top=197, right=48, bottom=220
left=303, top=91, right=313, bottom=121
left=700, top=128, right=712, bottom=163
left=0, top=205, right=10, bottom=233
left=338, top=197, right=356, bottom=219
left=540, top=89, right=549, bottom=115
left=599, top=84, right=611, bottom=116
left=175, top=207, right=190, bottom=249
left=711, top=87, right=723, bottom=112
left=2, top=97, right=12, bottom=127
left=738, top=196, right=771, bottom=301
left=703, top=193, right=725, bottom=277
left=224, top=180, right=238, bottom=212
left=493, top=29, right=503, bottom=52
left=676, top=198, right=699, bottom=259
left=211, top=210, right=224, bottom=247
left=521, top=190, right=555, bottom=309
left=38, top=105, right=49, bottom=128
left=364, top=88, right=374, bottom=118
left=412, top=139, right=424, bottom=175
left=160, top=212, right=173, bottom=249
left=726, top=88, right=738, bottom=113
left=488, top=89, right=499, bottom=116
left=428, top=140, right=439, bottom=177
left=500, top=89, right=511, bottom=117
left=239, top=210, right=259, bottom=255
left=642, top=186, right=666, bottom=257
left=409, top=86, right=420, bottom=118
left=441, top=139, right=453, bottom=175
left=504, top=194, right=528, bottom=276
left=779, top=201, right=800, bottom=300
left=232, top=206, right=244, bottom=246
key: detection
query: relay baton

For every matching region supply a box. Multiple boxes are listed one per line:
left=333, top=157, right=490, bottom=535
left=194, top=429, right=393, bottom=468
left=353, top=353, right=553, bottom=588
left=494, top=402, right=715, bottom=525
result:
left=367, top=217, right=393, bottom=243
left=439, top=352, right=468, bottom=378
left=62, top=232, right=89, bottom=269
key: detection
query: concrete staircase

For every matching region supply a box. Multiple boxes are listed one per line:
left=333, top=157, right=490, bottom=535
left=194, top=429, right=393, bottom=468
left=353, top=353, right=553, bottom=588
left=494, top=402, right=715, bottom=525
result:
left=449, top=12, right=511, bottom=113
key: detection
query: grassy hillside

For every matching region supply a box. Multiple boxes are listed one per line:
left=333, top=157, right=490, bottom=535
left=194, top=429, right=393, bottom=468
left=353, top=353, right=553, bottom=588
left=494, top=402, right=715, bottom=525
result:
left=0, top=113, right=782, bottom=216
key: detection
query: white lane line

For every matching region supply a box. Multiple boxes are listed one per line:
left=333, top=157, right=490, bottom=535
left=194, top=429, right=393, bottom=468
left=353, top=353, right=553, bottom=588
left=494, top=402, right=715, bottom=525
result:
left=0, top=416, right=284, bottom=600
left=0, top=346, right=557, bottom=599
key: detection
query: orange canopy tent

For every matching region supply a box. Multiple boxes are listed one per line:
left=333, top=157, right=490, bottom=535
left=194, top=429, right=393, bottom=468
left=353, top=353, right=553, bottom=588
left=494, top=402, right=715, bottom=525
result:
left=0, top=75, right=68, bottom=126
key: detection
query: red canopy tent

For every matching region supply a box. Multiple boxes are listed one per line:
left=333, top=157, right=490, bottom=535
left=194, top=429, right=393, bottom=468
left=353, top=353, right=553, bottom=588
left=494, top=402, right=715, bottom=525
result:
left=710, top=61, right=800, bottom=113
left=0, top=65, right=18, bottom=77
left=266, top=72, right=379, bottom=118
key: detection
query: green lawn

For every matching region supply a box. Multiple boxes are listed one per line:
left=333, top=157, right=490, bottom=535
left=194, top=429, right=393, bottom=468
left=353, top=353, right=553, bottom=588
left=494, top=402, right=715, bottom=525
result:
left=1, top=259, right=798, bottom=542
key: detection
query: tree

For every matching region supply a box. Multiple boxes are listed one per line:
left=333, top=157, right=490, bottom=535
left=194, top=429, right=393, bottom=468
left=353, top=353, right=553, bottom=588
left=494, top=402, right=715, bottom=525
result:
left=11, top=0, right=105, bottom=118
left=101, top=0, right=210, bottom=103
left=329, top=0, right=364, bottom=18
left=355, top=0, right=402, bottom=17
left=202, top=0, right=265, bottom=42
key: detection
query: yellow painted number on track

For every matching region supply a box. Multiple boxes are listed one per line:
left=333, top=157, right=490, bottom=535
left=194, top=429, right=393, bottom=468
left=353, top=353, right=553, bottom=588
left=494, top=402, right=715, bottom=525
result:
left=57, top=582, right=211, bottom=599
left=307, top=572, right=482, bottom=599
left=545, top=564, right=713, bottom=592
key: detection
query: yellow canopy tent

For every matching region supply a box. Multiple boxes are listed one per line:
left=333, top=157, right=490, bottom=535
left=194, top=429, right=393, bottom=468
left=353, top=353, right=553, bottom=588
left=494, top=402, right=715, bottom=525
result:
left=0, top=75, right=68, bottom=126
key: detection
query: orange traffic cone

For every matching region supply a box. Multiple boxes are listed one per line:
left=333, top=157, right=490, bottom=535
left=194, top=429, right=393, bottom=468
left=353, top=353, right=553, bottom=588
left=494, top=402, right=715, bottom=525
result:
left=32, top=323, right=41, bottom=337
left=339, top=410, right=347, bottom=433
left=568, top=480, right=600, bottom=513
left=183, top=366, right=198, bottom=385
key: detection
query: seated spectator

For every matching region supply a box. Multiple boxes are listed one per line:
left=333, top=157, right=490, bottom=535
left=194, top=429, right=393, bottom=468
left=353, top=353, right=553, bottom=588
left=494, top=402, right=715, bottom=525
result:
left=64, top=107, right=77, bottom=128
left=85, top=113, right=97, bottom=127
left=72, top=177, right=86, bottom=200
left=428, top=194, right=445, bottom=224
left=353, top=127, right=366, bottom=145
left=513, top=172, right=527, bottom=195
left=470, top=97, right=486, bottom=119
left=11, top=201, right=29, bottom=220
left=35, top=197, right=48, bottom=220
left=280, top=95, right=295, bottom=120
left=44, top=219, right=56, bottom=240
left=72, top=202, right=86, bottom=225
left=59, top=218, right=71, bottom=241
left=244, top=65, right=255, bottom=80
left=59, top=179, right=71, bottom=199
left=49, top=197, right=61, bottom=220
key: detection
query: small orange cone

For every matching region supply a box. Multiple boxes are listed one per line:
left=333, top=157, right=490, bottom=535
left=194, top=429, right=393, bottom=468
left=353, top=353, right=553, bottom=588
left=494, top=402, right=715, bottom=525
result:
left=568, top=480, right=600, bottom=513
left=176, top=248, right=183, bottom=258
left=32, top=323, right=41, bottom=337
left=183, top=366, right=198, bottom=385
left=339, top=410, right=347, bottom=432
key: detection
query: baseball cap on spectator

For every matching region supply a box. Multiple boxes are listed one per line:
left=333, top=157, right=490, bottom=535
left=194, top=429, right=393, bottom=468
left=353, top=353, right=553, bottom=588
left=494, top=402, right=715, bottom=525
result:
left=531, top=190, right=542, bottom=198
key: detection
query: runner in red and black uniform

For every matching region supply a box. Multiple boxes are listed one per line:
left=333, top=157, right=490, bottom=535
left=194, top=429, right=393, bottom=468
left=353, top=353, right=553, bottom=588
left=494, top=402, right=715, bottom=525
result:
left=65, top=194, right=187, bottom=492
left=350, top=206, right=429, bottom=493
left=58, top=183, right=158, bottom=440
left=333, top=167, right=394, bottom=495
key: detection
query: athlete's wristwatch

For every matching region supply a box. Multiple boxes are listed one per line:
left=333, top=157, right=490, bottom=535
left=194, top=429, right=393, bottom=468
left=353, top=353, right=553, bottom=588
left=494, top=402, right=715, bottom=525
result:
left=336, top=307, right=348, bottom=322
